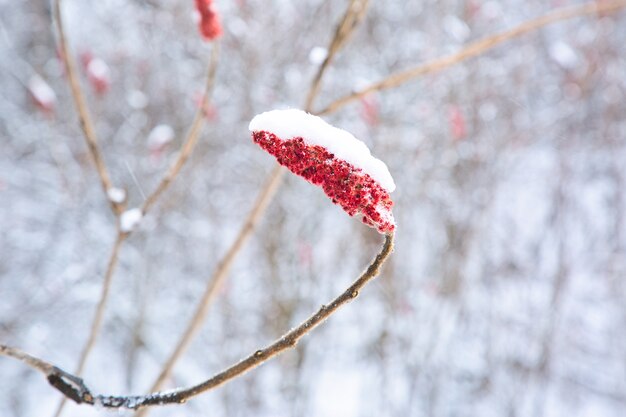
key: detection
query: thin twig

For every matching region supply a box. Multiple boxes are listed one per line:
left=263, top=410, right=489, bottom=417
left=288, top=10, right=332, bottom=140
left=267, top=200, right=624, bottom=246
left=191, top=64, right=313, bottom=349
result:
left=52, top=0, right=120, bottom=215
left=303, top=0, right=369, bottom=111
left=0, top=233, right=394, bottom=410
left=73, top=232, right=126, bottom=375
left=0, top=345, right=55, bottom=375
left=52, top=44, right=219, bottom=415
left=316, top=0, right=626, bottom=115
left=51, top=23, right=219, bottom=417
left=141, top=44, right=220, bottom=215
left=140, top=164, right=284, bottom=395
left=50, top=1, right=216, bottom=415
left=135, top=3, right=371, bottom=412
left=51, top=1, right=127, bottom=414
left=52, top=230, right=126, bottom=417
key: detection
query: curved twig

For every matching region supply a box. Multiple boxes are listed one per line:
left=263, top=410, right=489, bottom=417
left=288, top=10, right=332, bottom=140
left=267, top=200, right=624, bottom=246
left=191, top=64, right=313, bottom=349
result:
left=316, top=0, right=626, bottom=116
left=0, top=233, right=394, bottom=410
left=136, top=1, right=372, bottom=408
left=141, top=163, right=284, bottom=395
left=52, top=4, right=220, bottom=416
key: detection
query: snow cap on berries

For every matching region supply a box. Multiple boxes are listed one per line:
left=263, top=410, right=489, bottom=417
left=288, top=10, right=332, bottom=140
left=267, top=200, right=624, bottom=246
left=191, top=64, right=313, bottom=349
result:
left=249, top=109, right=396, bottom=234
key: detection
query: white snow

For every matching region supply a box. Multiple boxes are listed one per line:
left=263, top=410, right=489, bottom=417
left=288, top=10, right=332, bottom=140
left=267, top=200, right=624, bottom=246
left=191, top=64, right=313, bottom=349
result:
left=28, top=75, right=56, bottom=107
left=127, top=90, right=148, bottom=109
left=106, top=187, right=126, bottom=203
left=249, top=109, right=396, bottom=192
left=308, top=46, right=328, bottom=65
left=147, top=124, right=175, bottom=148
left=313, top=369, right=363, bottom=417
left=87, top=58, right=110, bottom=78
left=443, top=15, right=470, bottom=42
left=120, top=208, right=142, bottom=232
left=549, top=41, right=579, bottom=69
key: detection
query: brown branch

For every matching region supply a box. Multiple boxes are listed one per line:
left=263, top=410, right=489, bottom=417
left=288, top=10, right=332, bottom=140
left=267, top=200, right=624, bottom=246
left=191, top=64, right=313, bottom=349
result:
left=303, top=0, right=369, bottom=111
left=51, top=45, right=220, bottom=416
left=0, top=233, right=394, bottom=410
left=53, top=0, right=120, bottom=215
left=73, top=232, right=126, bottom=375
left=49, top=8, right=219, bottom=416
left=52, top=230, right=126, bottom=417
left=135, top=3, right=371, bottom=413
left=51, top=2, right=218, bottom=415
left=0, top=345, right=55, bottom=375
left=316, top=0, right=626, bottom=116
left=140, top=164, right=284, bottom=396
left=50, top=26, right=218, bottom=413
left=141, top=44, right=220, bottom=215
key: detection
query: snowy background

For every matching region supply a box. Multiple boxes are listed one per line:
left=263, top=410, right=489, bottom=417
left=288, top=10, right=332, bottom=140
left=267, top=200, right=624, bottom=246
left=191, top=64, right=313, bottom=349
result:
left=1, top=1, right=626, bottom=416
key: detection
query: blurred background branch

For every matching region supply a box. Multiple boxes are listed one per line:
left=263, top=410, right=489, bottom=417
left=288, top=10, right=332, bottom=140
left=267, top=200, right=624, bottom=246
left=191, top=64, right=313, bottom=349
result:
left=1, top=0, right=625, bottom=416
left=136, top=4, right=371, bottom=416
left=318, top=0, right=626, bottom=115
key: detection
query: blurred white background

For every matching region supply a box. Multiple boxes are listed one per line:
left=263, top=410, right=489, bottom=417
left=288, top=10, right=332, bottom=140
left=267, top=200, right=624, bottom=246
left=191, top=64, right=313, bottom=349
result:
left=1, top=1, right=625, bottom=416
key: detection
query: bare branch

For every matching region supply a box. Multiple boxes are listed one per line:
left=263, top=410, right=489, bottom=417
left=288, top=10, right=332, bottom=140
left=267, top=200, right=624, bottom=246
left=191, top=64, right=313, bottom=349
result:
left=316, top=0, right=626, bottom=115
left=304, top=0, right=369, bottom=112
left=0, top=344, right=55, bottom=375
left=138, top=163, right=284, bottom=400
left=135, top=3, right=371, bottom=411
left=52, top=0, right=120, bottom=215
left=141, top=44, right=220, bottom=215
left=0, top=233, right=394, bottom=410
left=52, top=230, right=126, bottom=417
left=73, top=232, right=126, bottom=375
left=50, top=10, right=219, bottom=417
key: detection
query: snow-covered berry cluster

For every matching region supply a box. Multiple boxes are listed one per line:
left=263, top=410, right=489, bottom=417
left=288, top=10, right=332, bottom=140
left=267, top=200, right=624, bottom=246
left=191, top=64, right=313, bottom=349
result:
left=250, top=110, right=396, bottom=234
left=194, top=0, right=222, bottom=41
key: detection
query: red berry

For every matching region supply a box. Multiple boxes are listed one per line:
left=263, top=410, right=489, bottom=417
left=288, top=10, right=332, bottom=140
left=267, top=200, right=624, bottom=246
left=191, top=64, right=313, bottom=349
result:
left=252, top=131, right=395, bottom=234
left=194, top=0, right=223, bottom=41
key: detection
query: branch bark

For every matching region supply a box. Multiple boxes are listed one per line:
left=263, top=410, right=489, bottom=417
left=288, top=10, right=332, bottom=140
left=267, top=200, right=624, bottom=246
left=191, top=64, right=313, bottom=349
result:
left=139, top=163, right=284, bottom=396
left=52, top=0, right=119, bottom=215
left=303, top=0, right=369, bottom=111
left=0, top=233, right=394, bottom=410
left=51, top=3, right=220, bottom=416
left=134, top=3, right=371, bottom=412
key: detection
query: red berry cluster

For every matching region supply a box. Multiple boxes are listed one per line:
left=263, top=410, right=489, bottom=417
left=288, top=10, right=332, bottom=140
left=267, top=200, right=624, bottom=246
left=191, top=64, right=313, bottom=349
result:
left=194, top=0, right=222, bottom=41
left=253, top=131, right=395, bottom=234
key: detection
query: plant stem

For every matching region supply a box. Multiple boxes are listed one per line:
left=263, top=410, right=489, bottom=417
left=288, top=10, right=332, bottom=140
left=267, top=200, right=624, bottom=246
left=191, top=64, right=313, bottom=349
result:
left=0, top=233, right=394, bottom=410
